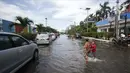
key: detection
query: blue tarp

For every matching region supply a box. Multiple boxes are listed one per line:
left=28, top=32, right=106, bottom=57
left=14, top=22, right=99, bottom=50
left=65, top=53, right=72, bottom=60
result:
left=96, top=19, right=109, bottom=26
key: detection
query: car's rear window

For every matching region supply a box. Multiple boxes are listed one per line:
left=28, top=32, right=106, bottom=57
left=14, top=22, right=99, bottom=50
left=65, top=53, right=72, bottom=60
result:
left=37, top=34, right=48, bottom=38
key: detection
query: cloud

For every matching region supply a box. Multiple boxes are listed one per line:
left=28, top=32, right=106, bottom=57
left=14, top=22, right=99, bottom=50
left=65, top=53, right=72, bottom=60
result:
left=0, top=0, right=126, bottom=32
left=0, top=0, right=46, bottom=23
left=52, top=0, right=99, bottom=23
left=15, top=3, right=27, bottom=8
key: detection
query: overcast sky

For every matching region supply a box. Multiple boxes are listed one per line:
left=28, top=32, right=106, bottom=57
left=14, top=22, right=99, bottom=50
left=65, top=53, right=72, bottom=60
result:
left=0, top=0, right=125, bottom=31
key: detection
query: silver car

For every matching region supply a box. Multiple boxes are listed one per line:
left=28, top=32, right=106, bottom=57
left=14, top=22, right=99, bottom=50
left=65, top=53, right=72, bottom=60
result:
left=0, top=32, right=39, bottom=73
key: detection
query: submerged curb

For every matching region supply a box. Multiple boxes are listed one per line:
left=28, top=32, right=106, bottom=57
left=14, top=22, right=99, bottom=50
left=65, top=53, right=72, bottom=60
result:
left=82, top=36, right=111, bottom=43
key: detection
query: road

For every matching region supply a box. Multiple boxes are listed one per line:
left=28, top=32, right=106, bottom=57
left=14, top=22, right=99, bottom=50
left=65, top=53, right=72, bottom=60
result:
left=16, top=35, right=130, bottom=73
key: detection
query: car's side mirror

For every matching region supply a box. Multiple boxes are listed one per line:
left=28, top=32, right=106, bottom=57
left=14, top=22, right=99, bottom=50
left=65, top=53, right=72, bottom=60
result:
left=29, top=40, right=37, bottom=44
left=29, top=40, right=34, bottom=44
left=22, top=42, right=28, bottom=46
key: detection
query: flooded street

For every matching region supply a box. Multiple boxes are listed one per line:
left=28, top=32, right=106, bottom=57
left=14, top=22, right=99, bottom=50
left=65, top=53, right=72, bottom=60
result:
left=16, top=35, right=130, bottom=73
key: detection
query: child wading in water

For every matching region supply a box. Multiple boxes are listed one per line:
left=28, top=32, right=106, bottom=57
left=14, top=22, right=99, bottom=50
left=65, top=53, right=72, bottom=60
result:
left=90, top=41, right=96, bottom=59
left=84, top=39, right=91, bottom=63
left=84, top=40, right=97, bottom=63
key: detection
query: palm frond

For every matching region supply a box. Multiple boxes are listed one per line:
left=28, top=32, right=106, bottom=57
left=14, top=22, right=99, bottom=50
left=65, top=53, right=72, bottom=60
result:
left=104, top=2, right=109, bottom=6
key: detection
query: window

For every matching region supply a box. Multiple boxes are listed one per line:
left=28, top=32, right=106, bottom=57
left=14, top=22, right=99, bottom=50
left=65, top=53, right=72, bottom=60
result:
left=11, top=36, right=29, bottom=47
left=0, top=35, right=12, bottom=50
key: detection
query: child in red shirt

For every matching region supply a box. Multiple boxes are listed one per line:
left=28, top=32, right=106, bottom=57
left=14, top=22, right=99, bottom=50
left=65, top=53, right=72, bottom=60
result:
left=90, top=41, right=96, bottom=58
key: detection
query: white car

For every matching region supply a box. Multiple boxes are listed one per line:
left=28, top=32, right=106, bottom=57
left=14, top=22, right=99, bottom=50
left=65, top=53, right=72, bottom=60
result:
left=36, top=33, right=51, bottom=44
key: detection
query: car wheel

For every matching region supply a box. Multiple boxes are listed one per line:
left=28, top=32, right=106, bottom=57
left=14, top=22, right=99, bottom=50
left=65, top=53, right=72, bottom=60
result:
left=33, top=50, right=39, bottom=61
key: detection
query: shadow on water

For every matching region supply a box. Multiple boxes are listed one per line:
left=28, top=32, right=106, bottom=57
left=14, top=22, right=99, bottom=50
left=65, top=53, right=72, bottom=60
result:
left=16, top=61, right=39, bottom=73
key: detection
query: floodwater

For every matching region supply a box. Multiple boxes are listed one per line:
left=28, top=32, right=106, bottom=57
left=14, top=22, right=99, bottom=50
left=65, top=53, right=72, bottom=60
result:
left=16, top=35, right=130, bottom=73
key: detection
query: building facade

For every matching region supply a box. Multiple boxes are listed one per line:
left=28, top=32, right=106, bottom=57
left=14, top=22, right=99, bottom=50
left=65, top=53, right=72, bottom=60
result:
left=96, top=12, right=130, bottom=36
left=0, top=18, right=15, bottom=32
left=0, top=18, right=36, bottom=33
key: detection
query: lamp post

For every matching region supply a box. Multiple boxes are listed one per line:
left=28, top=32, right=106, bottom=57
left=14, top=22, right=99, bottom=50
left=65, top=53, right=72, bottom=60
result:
left=45, top=18, right=47, bottom=27
left=80, top=7, right=90, bottom=32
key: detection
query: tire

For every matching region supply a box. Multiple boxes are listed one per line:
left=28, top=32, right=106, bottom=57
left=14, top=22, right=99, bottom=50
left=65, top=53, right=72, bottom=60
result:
left=33, top=50, right=39, bottom=61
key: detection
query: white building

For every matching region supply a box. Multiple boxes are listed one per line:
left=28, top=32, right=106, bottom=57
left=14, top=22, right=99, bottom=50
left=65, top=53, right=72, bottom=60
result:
left=96, top=12, right=130, bottom=35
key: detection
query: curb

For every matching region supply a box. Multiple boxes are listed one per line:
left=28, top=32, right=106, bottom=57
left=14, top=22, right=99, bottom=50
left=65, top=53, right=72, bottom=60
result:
left=82, top=36, right=111, bottom=43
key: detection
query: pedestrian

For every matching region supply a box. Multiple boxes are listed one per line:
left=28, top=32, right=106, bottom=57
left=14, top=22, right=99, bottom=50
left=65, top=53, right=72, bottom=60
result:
left=84, top=39, right=91, bottom=63
left=84, top=39, right=91, bottom=56
left=71, top=35, right=75, bottom=41
left=90, top=41, right=96, bottom=59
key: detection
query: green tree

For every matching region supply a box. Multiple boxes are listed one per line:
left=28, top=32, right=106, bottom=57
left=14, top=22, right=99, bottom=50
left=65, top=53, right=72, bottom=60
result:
left=15, top=16, right=33, bottom=27
left=9, top=16, right=33, bottom=33
left=122, top=0, right=130, bottom=5
left=36, top=24, right=43, bottom=33
left=96, top=10, right=102, bottom=21
left=122, top=0, right=130, bottom=10
left=100, top=2, right=111, bottom=18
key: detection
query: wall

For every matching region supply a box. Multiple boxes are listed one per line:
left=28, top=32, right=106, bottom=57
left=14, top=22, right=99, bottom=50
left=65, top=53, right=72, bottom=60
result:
left=2, top=19, right=15, bottom=32
left=15, top=25, right=24, bottom=33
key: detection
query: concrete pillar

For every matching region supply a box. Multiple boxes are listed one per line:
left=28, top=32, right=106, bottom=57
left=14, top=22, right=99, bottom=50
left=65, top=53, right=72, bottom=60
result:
left=107, top=28, right=109, bottom=32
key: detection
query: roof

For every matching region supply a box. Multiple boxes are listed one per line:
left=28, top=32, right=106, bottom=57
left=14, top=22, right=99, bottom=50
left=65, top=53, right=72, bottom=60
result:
left=96, top=19, right=109, bottom=26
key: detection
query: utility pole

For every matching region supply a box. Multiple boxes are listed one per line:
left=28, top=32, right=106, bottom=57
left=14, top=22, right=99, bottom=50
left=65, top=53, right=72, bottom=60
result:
left=115, top=0, right=119, bottom=39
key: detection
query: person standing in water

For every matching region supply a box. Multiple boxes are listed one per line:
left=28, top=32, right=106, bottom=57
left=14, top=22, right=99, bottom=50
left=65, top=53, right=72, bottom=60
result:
left=90, top=41, right=96, bottom=59
left=84, top=39, right=91, bottom=63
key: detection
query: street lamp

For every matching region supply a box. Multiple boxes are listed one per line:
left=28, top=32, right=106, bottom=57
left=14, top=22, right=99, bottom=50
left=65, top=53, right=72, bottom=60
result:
left=80, top=7, right=91, bottom=32
left=45, top=18, right=47, bottom=27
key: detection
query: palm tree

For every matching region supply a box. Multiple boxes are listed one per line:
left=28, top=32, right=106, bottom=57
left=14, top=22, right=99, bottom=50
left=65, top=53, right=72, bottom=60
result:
left=16, top=16, right=33, bottom=33
left=122, top=0, right=130, bottom=11
left=36, top=24, right=43, bottom=33
left=15, top=16, right=33, bottom=27
left=122, top=0, right=130, bottom=5
left=9, top=16, right=33, bottom=33
left=96, top=10, right=102, bottom=21
left=100, top=2, right=111, bottom=19
left=89, top=14, right=93, bottom=18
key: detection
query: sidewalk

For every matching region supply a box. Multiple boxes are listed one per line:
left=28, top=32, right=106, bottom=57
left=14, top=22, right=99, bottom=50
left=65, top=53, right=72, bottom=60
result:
left=82, top=36, right=111, bottom=43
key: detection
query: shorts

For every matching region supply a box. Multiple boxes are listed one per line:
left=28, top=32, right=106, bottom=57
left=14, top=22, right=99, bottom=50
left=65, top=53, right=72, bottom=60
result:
left=87, top=50, right=91, bottom=55
left=92, top=52, right=96, bottom=57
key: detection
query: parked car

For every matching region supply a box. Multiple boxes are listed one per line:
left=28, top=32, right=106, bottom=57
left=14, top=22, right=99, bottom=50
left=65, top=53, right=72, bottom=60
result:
left=36, top=33, right=51, bottom=44
left=51, top=33, right=56, bottom=41
left=0, top=32, right=39, bottom=73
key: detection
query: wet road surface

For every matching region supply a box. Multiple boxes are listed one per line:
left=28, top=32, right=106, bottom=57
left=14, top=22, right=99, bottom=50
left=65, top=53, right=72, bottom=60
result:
left=16, top=35, right=130, bottom=73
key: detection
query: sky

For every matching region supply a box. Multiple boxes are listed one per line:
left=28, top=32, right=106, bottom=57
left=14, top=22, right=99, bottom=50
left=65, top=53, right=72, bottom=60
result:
left=0, top=0, right=125, bottom=31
